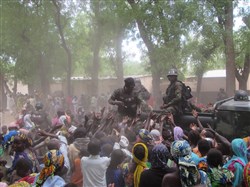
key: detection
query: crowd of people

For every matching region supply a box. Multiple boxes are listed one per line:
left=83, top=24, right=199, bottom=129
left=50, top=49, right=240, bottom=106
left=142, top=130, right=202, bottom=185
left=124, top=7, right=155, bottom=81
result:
left=1, top=75, right=249, bottom=187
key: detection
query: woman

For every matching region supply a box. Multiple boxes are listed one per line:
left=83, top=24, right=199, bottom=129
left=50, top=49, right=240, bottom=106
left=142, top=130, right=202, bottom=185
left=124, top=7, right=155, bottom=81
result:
left=106, top=149, right=125, bottom=187
left=132, top=143, right=148, bottom=187
left=139, top=143, right=176, bottom=187
left=223, top=138, right=248, bottom=187
left=34, top=149, right=66, bottom=187
left=207, top=148, right=234, bottom=187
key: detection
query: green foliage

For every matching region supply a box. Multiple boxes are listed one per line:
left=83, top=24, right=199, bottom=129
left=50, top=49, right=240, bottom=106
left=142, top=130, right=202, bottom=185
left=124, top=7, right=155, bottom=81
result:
left=1, top=0, right=249, bottom=95
left=123, top=61, right=150, bottom=76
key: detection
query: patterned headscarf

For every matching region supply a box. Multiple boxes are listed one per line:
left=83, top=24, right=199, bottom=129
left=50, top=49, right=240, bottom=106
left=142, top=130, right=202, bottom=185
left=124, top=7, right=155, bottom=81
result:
left=151, top=143, right=169, bottom=170
left=171, top=140, right=199, bottom=187
left=244, top=162, right=250, bottom=187
left=208, top=167, right=234, bottom=187
left=138, top=129, right=153, bottom=143
left=36, top=150, right=64, bottom=187
left=18, top=133, right=33, bottom=148
left=171, top=140, right=192, bottom=158
left=132, top=143, right=148, bottom=187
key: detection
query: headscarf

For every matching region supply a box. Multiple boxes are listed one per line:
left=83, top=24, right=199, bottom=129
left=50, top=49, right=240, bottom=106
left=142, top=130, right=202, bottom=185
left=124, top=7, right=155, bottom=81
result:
left=18, top=133, right=33, bottom=148
left=244, top=162, right=250, bottom=187
left=119, top=136, right=129, bottom=148
left=150, top=143, right=169, bottom=170
left=231, top=138, right=248, bottom=164
left=171, top=140, right=200, bottom=187
left=132, top=143, right=148, bottom=187
left=171, top=140, right=192, bottom=158
left=207, top=167, right=234, bottom=187
left=8, top=181, right=30, bottom=187
left=36, top=150, right=64, bottom=187
left=150, top=129, right=162, bottom=144
left=223, top=138, right=248, bottom=187
left=174, top=126, right=184, bottom=141
left=138, top=129, right=153, bottom=143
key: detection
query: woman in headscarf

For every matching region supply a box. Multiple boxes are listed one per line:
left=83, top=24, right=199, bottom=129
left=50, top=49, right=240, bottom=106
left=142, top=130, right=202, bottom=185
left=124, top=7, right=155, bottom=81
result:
left=35, top=149, right=65, bottom=187
left=139, top=143, right=176, bottom=187
left=8, top=133, right=38, bottom=175
left=168, top=140, right=211, bottom=187
left=132, top=143, right=148, bottom=187
left=207, top=148, right=234, bottom=187
left=223, top=138, right=248, bottom=187
left=173, top=126, right=185, bottom=141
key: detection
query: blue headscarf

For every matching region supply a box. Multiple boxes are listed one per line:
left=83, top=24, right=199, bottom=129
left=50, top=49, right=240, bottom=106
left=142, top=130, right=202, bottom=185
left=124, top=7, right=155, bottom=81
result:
left=224, top=138, right=247, bottom=187
left=231, top=138, right=248, bottom=164
left=151, top=143, right=170, bottom=170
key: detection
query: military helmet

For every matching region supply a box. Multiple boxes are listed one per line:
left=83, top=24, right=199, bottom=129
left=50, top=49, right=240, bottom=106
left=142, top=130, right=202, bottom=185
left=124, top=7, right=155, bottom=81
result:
left=234, top=90, right=249, bottom=101
left=167, top=68, right=178, bottom=76
left=124, top=77, right=135, bottom=87
left=35, top=102, right=44, bottom=110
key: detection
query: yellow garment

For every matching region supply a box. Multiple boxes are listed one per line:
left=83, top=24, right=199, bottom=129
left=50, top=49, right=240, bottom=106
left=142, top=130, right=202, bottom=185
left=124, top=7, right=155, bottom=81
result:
left=9, top=181, right=31, bottom=187
left=132, top=143, right=148, bottom=187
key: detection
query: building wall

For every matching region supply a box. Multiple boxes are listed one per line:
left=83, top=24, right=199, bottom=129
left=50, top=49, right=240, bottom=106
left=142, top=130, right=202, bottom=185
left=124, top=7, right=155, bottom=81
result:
left=17, top=75, right=250, bottom=104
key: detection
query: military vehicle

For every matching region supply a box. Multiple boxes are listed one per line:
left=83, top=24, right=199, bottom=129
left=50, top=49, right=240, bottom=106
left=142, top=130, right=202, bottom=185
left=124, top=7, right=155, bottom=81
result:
left=178, top=90, right=250, bottom=140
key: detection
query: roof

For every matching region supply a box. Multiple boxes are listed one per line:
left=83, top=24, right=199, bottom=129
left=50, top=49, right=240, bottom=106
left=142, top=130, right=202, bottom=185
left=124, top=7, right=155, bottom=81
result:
left=203, top=70, right=226, bottom=78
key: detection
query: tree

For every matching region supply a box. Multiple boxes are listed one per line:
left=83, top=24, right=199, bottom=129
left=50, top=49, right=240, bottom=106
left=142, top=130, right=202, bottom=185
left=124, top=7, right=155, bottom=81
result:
left=52, top=0, right=73, bottom=96
left=208, top=0, right=236, bottom=96
left=235, top=14, right=250, bottom=90
left=127, top=0, right=199, bottom=108
left=1, top=0, right=66, bottom=98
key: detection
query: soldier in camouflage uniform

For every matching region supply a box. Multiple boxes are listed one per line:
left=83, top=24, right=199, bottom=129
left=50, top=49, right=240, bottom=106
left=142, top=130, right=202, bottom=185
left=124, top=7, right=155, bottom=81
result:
left=161, top=69, right=183, bottom=115
left=108, top=77, right=142, bottom=121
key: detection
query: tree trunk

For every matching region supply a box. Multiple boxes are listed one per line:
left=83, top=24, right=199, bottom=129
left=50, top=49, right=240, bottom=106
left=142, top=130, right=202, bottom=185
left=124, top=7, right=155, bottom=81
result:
left=235, top=16, right=250, bottom=91
left=115, top=29, right=124, bottom=87
left=13, top=77, right=17, bottom=97
left=224, top=0, right=235, bottom=97
left=127, top=0, right=162, bottom=108
left=91, top=35, right=101, bottom=96
left=196, top=74, right=203, bottom=103
left=235, top=53, right=250, bottom=90
left=0, top=73, right=5, bottom=111
left=52, top=0, right=72, bottom=97
left=39, top=52, right=50, bottom=98
left=151, top=70, right=161, bottom=109
left=90, top=0, right=102, bottom=96
left=28, top=83, right=35, bottom=95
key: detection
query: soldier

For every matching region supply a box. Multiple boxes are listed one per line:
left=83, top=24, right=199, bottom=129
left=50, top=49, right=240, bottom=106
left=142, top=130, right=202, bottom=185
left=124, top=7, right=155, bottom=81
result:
left=108, top=77, right=142, bottom=121
left=134, top=78, right=151, bottom=102
left=217, top=88, right=228, bottom=101
left=161, top=68, right=184, bottom=116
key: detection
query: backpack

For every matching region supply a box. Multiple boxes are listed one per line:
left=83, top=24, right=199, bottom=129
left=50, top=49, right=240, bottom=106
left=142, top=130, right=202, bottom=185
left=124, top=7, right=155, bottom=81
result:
left=178, top=81, right=193, bottom=101
left=227, top=158, right=245, bottom=173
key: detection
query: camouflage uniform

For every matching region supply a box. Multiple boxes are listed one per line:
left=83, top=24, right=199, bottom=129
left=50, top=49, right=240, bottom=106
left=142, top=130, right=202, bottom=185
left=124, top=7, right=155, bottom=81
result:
left=109, top=88, right=142, bottom=118
left=163, top=80, right=183, bottom=115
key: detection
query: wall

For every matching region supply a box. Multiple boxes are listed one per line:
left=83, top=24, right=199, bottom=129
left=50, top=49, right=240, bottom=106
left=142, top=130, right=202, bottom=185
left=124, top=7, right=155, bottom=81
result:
left=16, top=75, right=250, bottom=104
